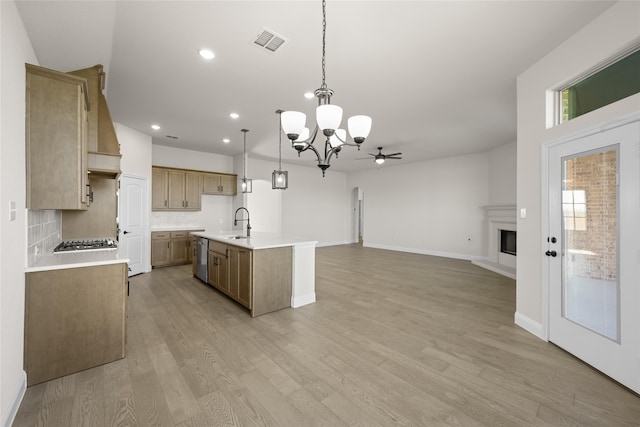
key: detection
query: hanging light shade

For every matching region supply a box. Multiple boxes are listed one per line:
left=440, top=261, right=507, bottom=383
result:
left=283, top=0, right=371, bottom=176
left=240, top=129, right=252, bottom=193
left=272, top=110, right=289, bottom=190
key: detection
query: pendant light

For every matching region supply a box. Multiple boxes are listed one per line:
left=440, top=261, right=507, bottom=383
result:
left=281, top=0, right=371, bottom=176
left=272, top=110, right=288, bottom=190
left=240, top=129, right=252, bottom=193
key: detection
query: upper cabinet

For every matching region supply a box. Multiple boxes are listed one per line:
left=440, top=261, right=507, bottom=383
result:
left=202, top=173, right=237, bottom=196
left=26, top=64, right=90, bottom=210
left=167, top=170, right=201, bottom=210
left=152, top=166, right=236, bottom=211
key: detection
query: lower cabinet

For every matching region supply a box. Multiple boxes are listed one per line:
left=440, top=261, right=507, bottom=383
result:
left=229, top=245, right=252, bottom=308
left=24, top=262, right=127, bottom=386
left=198, top=240, right=292, bottom=317
left=208, top=242, right=229, bottom=294
left=152, top=230, right=203, bottom=268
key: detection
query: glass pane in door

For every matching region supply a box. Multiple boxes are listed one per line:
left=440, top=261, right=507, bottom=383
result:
left=562, top=146, right=618, bottom=341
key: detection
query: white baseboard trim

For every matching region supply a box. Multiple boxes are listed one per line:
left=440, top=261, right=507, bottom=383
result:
left=292, top=293, right=316, bottom=308
left=514, top=312, right=546, bottom=341
left=316, top=240, right=351, bottom=248
left=363, top=242, right=483, bottom=262
left=471, top=259, right=516, bottom=279
left=1, top=370, right=26, bottom=427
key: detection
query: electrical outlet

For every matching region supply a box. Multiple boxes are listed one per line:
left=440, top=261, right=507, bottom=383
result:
left=35, top=245, right=39, bottom=256
left=520, top=208, right=527, bottom=219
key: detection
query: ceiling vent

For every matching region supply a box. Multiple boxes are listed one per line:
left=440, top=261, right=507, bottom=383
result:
left=253, top=27, right=288, bottom=53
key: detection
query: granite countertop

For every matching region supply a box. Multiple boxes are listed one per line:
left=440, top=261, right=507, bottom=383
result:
left=26, top=247, right=129, bottom=273
left=191, top=231, right=318, bottom=250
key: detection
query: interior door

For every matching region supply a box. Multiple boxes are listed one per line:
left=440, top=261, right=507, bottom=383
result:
left=119, top=175, right=149, bottom=276
left=547, top=120, right=640, bottom=393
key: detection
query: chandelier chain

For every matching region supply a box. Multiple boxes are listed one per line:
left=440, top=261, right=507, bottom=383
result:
left=320, top=0, right=327, bottom=89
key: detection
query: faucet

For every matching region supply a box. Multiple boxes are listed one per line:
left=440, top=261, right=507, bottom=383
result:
left=233, top=207, right=251, bottom=237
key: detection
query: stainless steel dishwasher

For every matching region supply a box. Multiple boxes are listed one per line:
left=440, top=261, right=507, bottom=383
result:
left=195, top=237, right=208, bottom=283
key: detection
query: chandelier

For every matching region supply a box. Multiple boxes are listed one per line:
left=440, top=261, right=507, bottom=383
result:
left=281, top=0, right=371, bottom=176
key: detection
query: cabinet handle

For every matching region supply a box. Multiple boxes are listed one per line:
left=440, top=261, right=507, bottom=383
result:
left=164, top=200, right=167, bottom=207
left=186, top=200, right=188, bottom=207
left=167, top=242, right=170, bottom=248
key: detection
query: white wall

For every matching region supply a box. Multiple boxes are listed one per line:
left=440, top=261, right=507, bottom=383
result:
left=282, top=163, right=350, bottom=246
left=244, top=157, right=283, bottom=234
left=0, top=1, right=37, bottom=425
left=516, top=1, right=640, bottom=337
left=488, top=141, right=517, bottom=206
left=348, top=152, right=489, bottom=259
left=116, top=123, right=152, bottom=179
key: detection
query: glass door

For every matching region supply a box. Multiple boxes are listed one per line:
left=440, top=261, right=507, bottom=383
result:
left=547, top=120, right=640, bottom=393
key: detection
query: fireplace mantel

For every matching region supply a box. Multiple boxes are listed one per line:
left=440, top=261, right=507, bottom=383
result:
left=472, top=205, right=517, bottom=279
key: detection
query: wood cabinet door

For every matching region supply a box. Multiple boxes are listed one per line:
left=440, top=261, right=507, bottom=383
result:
left=26, top=65, right=89, bottom=210
left=219, top=174, right=237, bottom=195
left=202, top=173, right=221, bottom=194
left=171, top=238, right=189, bottom=264
left=229, top=245, right=252, bottom=308
left=208, top=251, right=219, bottom=288
left=184, top=173, right=201, bottom=209
left=151, top=238, right=171, bottom=267
left=151, top=168, right=169, bottom=210
left=167, top=171, right=186, bottom=209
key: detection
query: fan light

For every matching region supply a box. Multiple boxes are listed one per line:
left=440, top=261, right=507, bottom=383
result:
left=282, top=0, right=371, bottom=176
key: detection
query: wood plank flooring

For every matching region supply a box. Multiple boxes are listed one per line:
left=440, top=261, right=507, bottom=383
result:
left=13, top=245, right=640, bottom=426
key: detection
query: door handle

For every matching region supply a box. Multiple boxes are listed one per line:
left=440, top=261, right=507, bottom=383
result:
left=545, top=250, right=557, bottom=257
left=123, top=230, right=130, bottom=234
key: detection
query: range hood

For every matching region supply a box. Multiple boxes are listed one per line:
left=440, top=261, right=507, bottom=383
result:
left=68, top=65, right=122, bottom=177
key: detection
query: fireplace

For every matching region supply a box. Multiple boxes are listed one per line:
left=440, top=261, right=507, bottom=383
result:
left=500, top=230, right=516, bottom=256
left=472, top=205, right=517, bottom=279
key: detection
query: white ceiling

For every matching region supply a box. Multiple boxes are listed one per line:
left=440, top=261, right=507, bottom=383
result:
left=16, top=0, right=614, bottom=173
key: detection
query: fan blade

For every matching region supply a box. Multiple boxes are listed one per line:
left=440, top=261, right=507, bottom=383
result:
left=387, top=156, right=402, bottom=160
left=355, top=157, right=371, bottom=160
left=385, top=152, right=402, bottom=157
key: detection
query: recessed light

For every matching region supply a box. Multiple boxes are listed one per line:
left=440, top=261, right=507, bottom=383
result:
left=222, top=138, right=230, bottom=144
left=198, top=48, right=215, bottom=60
left=151, top=124, right=160, bottom=130
left=229, top=113, right=239, bottom=119
left=304, top=92, right=314, bottom=99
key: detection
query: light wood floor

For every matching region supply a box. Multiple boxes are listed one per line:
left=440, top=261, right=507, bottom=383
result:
left=14, top=245, right=640, bottom=426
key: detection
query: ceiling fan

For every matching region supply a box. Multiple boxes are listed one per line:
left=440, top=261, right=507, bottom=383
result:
left=357, top=147, right=402, bottom=164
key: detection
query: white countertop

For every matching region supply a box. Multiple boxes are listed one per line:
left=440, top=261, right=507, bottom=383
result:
left=191, top=231, right=318, bottom=250
left=151, top=226, right=205, bottom=232
left=26, top=247, right=129, bottom=273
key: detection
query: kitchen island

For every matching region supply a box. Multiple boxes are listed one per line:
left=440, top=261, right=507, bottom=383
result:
left=24, top=248, right=129, bottom=386
left=191, top=231, right=317, bottom=317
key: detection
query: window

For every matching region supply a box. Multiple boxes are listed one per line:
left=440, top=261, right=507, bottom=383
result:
left=560, top=48, right=640, bottom=123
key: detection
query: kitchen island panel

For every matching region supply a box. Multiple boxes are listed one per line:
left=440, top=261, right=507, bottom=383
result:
left=252, top=246, right=292, bottom=317
left=24, top=262, right=127, bottom=386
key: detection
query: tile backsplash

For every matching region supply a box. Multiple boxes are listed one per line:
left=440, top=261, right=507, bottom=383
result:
left=27, top=209, right=61, bottom=265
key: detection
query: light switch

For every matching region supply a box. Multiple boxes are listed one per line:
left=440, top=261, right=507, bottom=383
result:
left=520, top=208, right=527, bottom=219
left=9, top=200, right=16, bottom=221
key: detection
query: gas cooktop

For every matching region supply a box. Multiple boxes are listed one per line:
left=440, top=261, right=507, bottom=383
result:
left=54, top=239, right=117, bottom=254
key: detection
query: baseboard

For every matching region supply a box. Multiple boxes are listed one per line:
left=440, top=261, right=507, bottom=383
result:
left=316, top=240, right=351, bottom=248
left=292, top=293, right=316, bottom=308
left=471, top=259, right=516, bottom=279
left=1, top=370, right=26, bottom=427
left=363, top=242, right=483, bottom=262
left=514, top=312, right=546, bottom=341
